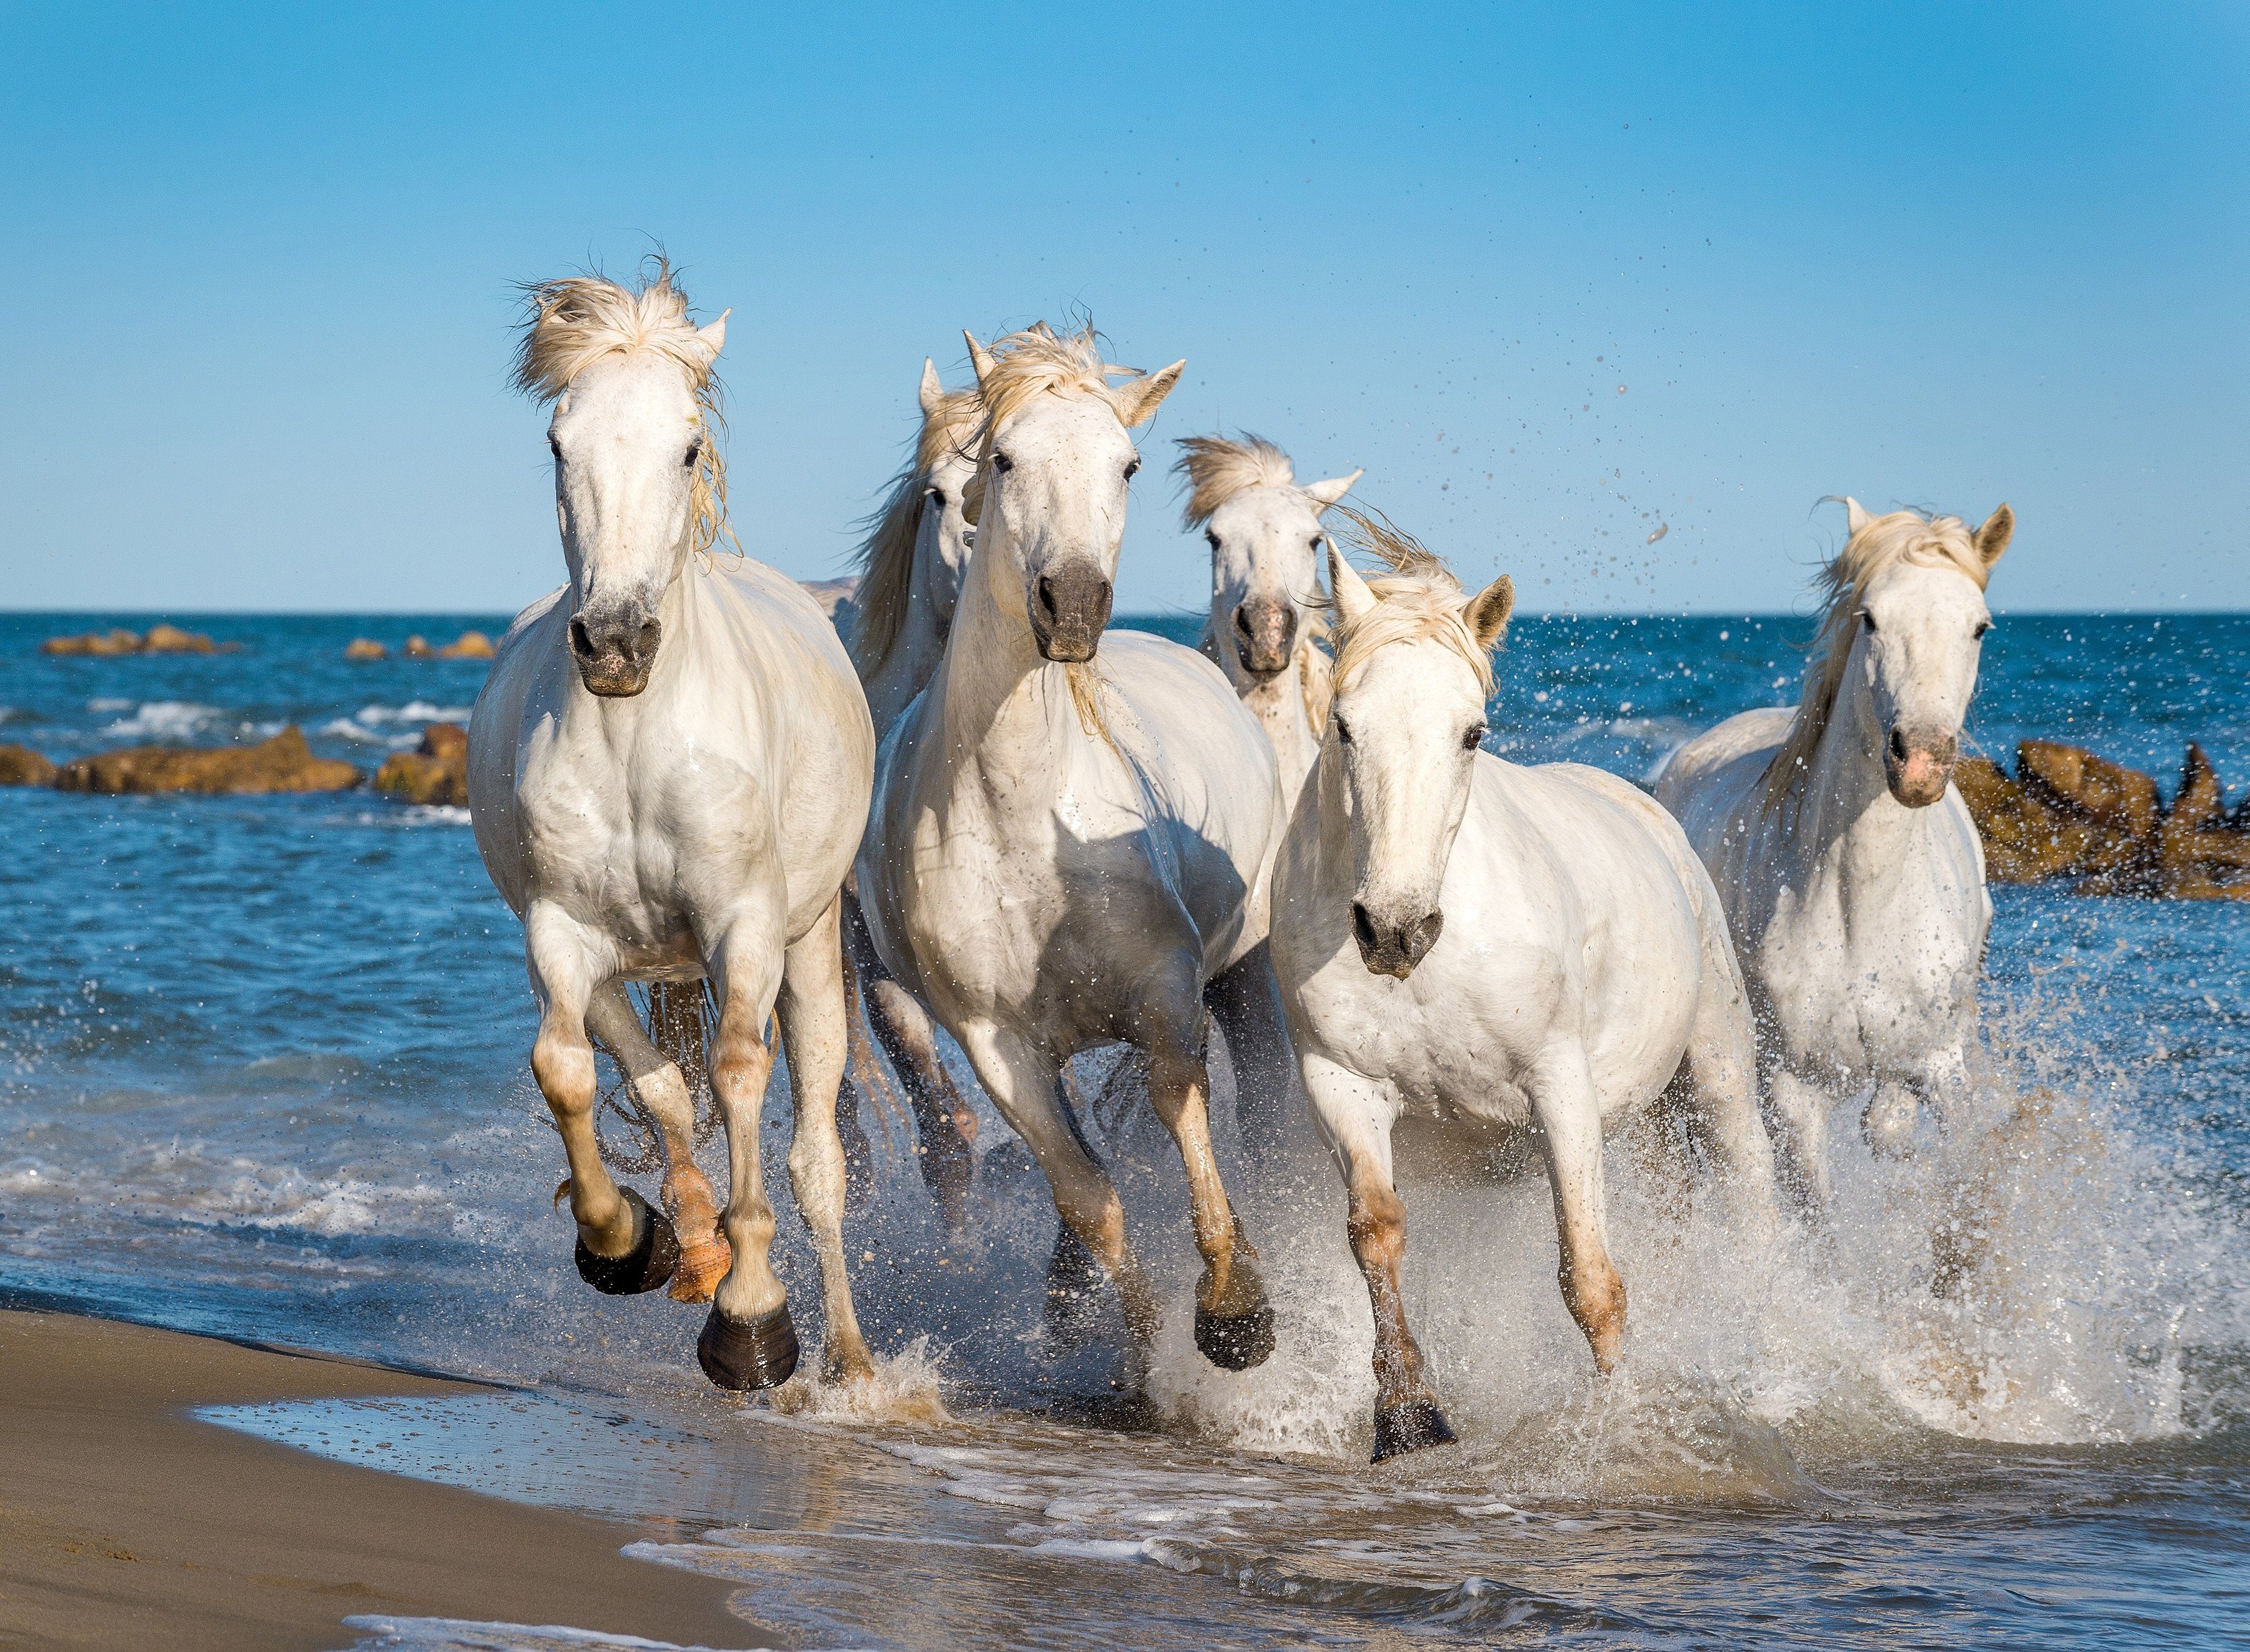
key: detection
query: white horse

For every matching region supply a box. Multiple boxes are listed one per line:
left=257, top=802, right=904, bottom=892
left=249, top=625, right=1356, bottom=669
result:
left=1654, top=499, right=2015, bottom=1208
left=1270, top=518, right=1778, bottom=1461
left=831, top=360, right=986, bottom=1227
left=1176, top=433, right=1361, bottom=799
left=468, top=269, right=875, bottom=1391
left=857, top=323, right=1291, bottom=1373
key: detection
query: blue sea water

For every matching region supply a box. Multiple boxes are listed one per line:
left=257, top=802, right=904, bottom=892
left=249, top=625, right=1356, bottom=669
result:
left=2, top=608, right=2246, bottom=1650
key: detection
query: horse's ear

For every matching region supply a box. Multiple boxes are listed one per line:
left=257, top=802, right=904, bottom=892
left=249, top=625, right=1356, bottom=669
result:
left=1466, top=574, right=1515, bottom=651
left=1114, top=360, right=1186, bottom=428
left=963, top=331, right=996, bottom=387
left=1843, top=496, right=1872, bottom=537
left=1302, top=468, right=1364, bottom=513
left=919, top=357, right=944, bottom=416
left=1974, top=503, right=2015, bottom=567
left=694, top=308, right=730, bottom=363
left=1329, top=540, right=1376, bottom=624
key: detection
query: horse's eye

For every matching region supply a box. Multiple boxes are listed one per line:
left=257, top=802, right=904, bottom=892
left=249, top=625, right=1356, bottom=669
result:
left=548, top=437, right=561, bottom=460
left=1859, top=610, right=1878, bottom=634
left=992, top=451, right=1014, bottom=474
left=1973, top=620, right=1992, bottom=640
left=1334, top=715, right=1353, bottom=745
left=1205, top=530, right=1221, bottom=551
left=1464, top=724, right=1488, bottom=751
left=1124, top=456, right=1141, bottom=480
left=928, top=486, right=948, bottom=509
left=1309, top=535, right=1324, bottom=551
left=684, top=441, right=701, bottom=468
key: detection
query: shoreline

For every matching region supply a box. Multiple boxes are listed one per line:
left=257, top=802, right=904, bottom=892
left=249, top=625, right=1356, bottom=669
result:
left=0, top=1308, right=776, bottom=1652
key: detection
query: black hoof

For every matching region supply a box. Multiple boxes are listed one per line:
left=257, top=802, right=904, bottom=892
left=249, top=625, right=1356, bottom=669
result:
left=697, top=1301, right=799, bottom=1391
left=1043, top=1221, right=1109, bottom=1349
left=574, top=1188, right=678, bottom=1296
left=1372, top=1399, right=1457, bottom=1463
left=1193, top=1299, right=1276, bottom=1371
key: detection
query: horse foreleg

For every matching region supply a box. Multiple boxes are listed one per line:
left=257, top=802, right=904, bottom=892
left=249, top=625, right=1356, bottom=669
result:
left=846, top=894, right=977, bottom=1231
left=584, top=981, right=731, bottom=1302
left=1676, top=971, right=1781, bottom=1242
left=1304, top=1054, right=1451, bottom=1461
left=1762, top=1062, right=1834, bottom=1218
left=528, top=913, right=675, bottom=1296
left=1145, top=1015, right=1272, bottom=1373
left=1202, top=941, right=1298, bottom=1168
left=694, top=932, right=796, bottom=1392
left=779, top=895, right=874, bottom=1386
left=1529, top=1043, right=1627, bottom=1375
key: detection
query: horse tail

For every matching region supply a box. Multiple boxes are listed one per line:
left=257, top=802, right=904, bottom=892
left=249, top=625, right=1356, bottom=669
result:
left=644, top=980, right=722, bottom=1147
left=841, top=946, right=912, bottom=1153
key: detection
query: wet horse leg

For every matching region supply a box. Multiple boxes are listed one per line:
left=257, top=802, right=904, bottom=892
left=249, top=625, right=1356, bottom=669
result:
left=1302, top=1053, right=1451, bottom=1460
left=778, top=895, right=874, bottom=1384
left=844, top=893, right=977, bottom=1230
left=584, top=981, right=731, bottom=1301
left=1529, top=1041, right=1628, bottom=1374
left=1202, top=941, right=1299, bottom=1169
left=526, top=905, right=676, bottom=1295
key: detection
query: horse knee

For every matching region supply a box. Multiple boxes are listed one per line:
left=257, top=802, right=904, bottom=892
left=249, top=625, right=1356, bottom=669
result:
left=531, top=1033, right=596, bottom=1117
left=1561, top=1255, right=1627, bottom=1373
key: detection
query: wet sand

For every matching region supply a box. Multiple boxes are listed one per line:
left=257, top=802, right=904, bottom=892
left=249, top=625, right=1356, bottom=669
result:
left=0, top=1309, right=769, bottom=1651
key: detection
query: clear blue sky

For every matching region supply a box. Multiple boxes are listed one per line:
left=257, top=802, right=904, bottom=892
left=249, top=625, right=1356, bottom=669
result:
left=3, top=2, right=2243, bottom=616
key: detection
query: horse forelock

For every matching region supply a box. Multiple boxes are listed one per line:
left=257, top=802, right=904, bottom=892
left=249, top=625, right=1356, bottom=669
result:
left=1326, top=509, right=1495, bottom=700
left=1759, top=504, right=1990, bottom=814
left=1174, top=433, right=1298, bottom=529
left=849, top=381, right=982, bottom=681
left=512, top=263, right=737, bottom=563
left=961, top=323, right=1143, bottom=526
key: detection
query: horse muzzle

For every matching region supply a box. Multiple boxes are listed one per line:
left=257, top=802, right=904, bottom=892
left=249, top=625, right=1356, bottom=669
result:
left=1232, top=596, right=1298, bottom=678
left=570, top=608, right=662, bottom=698
left=1030, top=564, right=1113, bottom=664
left=1352, top=900, right=1444, bottom=979
left=1884, top=726, right=1956, bottom=808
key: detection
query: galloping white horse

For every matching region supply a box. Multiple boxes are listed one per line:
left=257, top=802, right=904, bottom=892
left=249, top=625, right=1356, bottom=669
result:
left=832, top=361, right=986, bottom=1228
left=468, top=269, right=875, bottom=1391
left=1271, top=518, right=1778, bottom=1460
left=1177, top=433, right=1361, bottom=799
left=1655, top=500, right=2015, bottom=1208
left=857, top=323, right=1291, bottom=1373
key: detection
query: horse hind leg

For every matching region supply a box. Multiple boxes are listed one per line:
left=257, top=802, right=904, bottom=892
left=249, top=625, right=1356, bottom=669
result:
left=584, top=981, right=731, bottom=1302
left=1674, top=972, right=1782, bottom=1242
left=846, top=894, right=978, bottom=1233
left=1529, top=1043, right=1628, bottom=1374
left=1202, top=941, right=1298, bottom=1169
left=777, top=894, right=875, bottom=1386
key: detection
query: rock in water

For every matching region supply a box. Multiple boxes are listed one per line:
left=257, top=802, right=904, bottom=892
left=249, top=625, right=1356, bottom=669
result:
left=2016, top=739, right=2159, bottom=844
left=1954, top=758, right=2102, bottom=883
left=344, top=638, right=388, bottom=661
left=374, top=722, right=468, bottom=806
left=53, top=726, right=359, bottom=796
left=0, top=745, right=57, bottom=786
left=402, top=635, right=434, bottom=659
left=140, top=623, right=216, bottom=654
left=437, top=630, right=496, bottom=659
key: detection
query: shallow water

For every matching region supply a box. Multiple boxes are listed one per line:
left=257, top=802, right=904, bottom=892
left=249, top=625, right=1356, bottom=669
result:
left=4, top=609, right=2248, bottom=1649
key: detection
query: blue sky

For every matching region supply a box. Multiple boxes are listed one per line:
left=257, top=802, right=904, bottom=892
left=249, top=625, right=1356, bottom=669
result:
left=2, top=3, right=2244, bottom=616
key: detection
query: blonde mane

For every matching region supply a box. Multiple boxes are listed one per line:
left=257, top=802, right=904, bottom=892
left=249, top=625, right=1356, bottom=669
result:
left=1326, top=506, right=1498, bottom=697
left=1760, top=502, right=1992, bottom=814
left=1174, top=433, right=1297, bottom=528
left=962, top=322, right=1151, bottom=742
left=848, top=381, right=982, bottom=681
left=513, top=264, right=737, bottom=563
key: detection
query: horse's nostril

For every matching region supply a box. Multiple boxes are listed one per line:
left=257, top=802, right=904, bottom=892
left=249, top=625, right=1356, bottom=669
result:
left=1889, top=728, right=1908, bottom=761
left=635, top=618, right=660, bottom=655
left=569, top=618, right=594, bottom=658
left=1234, top=606, right=1254, bottom=638
left=1351, top=902, right=1379, bottom=953
left=1035, top=576, right=1057, bottom=620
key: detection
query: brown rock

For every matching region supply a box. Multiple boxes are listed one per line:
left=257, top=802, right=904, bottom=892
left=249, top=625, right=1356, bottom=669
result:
left=140, top=623, right=215, bottom=654
left=402, top=634, right=434, bottom=659
left=2017, top=739, right=2158, bottom=841
left=436, top=630, right=496, bottom=660
left=2168, top=743, right=2224, bottom=831
left=1954, top=757, right=2104, bottom=883
left=54, top=726, right=359, bottom=796
left=0, top=744, right=56, bottom=786
left=374, top=722, right=469, bottom=806
left=344, top=638, right=388, bottom=661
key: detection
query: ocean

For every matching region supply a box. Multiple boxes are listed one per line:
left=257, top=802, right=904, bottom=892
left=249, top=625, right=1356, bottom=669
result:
left=2, top=607, right=2246, bottom=1649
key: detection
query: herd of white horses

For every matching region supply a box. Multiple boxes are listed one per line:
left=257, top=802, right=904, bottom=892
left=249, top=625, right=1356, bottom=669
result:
left=466, top=268, right=2015, bottom=1461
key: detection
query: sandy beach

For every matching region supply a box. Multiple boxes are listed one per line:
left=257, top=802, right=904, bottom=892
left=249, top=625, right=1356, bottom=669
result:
left=0, top=1309, right=768, bottom=1652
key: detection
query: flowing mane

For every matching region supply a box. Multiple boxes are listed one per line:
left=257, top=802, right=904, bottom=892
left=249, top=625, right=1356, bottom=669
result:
left=1326, top=506, right=1499, bottom=696
left=512, top=264, right=736, bottom=561
left=848, top=381, right=982, bottom=680
left=1760, top=501, right=1992, bottom=814
left=1174, top=433, right=1297, bottom=528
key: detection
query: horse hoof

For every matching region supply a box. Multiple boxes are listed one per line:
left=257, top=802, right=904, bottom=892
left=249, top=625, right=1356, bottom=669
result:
left=1371, top=1399, right=1456, bottom=1463
left=666, top=1234, right=732, bottom=1304
left=1042, top=1222, right=1109, bottom=1349
left=1193, top=1300, right=1276, bottom=1372
left=697, top=1301, right=799, bottom=1391
left=574, top=1188, right=678, bottom=1296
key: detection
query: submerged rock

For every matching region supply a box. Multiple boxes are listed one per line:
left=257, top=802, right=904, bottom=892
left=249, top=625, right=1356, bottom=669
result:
left=1960, top=739, right=2249, bottom=899
left=41, top=624, right=218, bottom=656
left=0, top=744, right=57, bottom=786
left=374, top=722, right=468, bottom=806
left=53, top=726, right=359, bottom=796
left=344, top=638, right=388, bottom=661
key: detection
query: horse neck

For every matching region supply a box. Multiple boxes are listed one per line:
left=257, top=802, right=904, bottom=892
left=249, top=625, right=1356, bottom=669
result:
left=1794, top=652, right=1939, bottom=877
left=931, top=532, right=1078, bottom=786
left=862, top=515, right=954, bottom=731
left=1204, top=613, right=1319, bottom=791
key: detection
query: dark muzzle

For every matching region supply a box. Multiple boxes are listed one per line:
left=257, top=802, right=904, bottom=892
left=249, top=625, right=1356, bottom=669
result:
left=1031, top=563, right=1114, bottom=664
left=1232, top=596, right=1298, bottom=678
left=1884, top=726, right=1957, bottom=808
left=1352, top=901, right=1444, bottom=979
left=570, top=607, right=662, bottom=697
